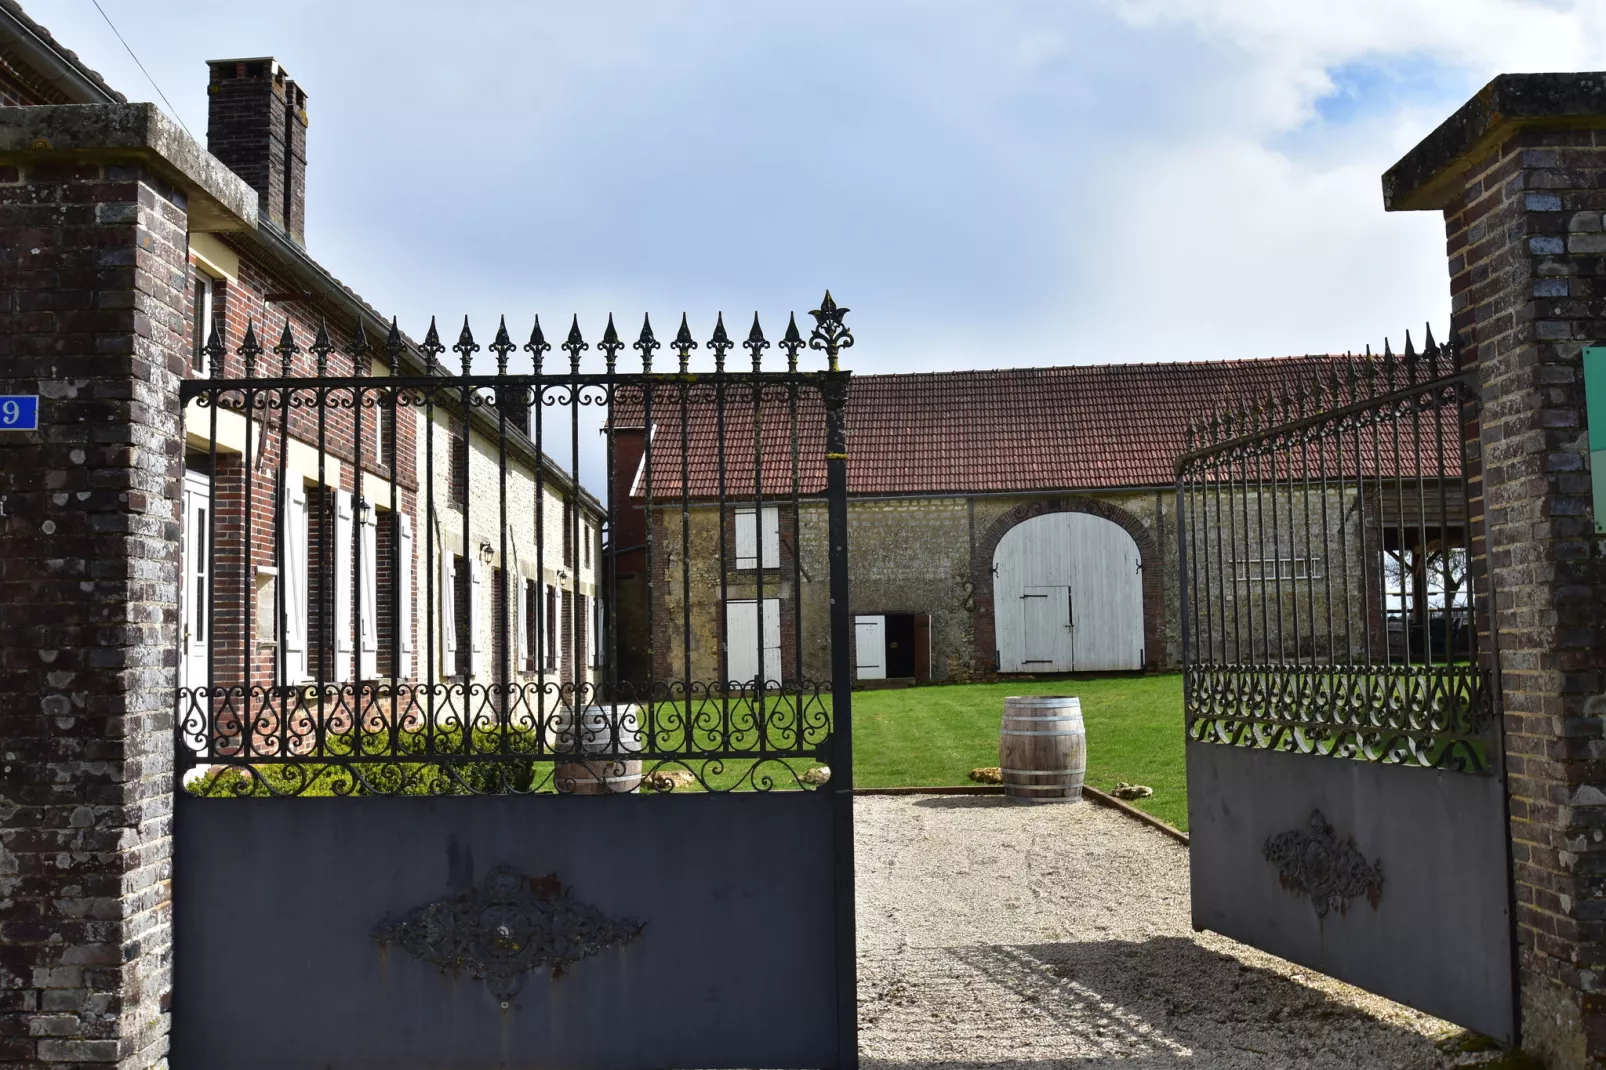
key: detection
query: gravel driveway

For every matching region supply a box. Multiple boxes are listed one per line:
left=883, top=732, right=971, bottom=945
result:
left=855, top=794, right=1462, bottom=1069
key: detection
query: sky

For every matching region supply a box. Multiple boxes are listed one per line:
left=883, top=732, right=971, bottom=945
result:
left=24, top=0, right=1606, bottom=490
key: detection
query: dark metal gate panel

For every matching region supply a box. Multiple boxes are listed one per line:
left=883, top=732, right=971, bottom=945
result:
left=1176, top=335, right=1516, bottom=1044
left=1188, top=744, right=1513, bottom=1041
left=173, top=297, right=859, bottom=1069
left=174, top=791, right=837, bottom=1069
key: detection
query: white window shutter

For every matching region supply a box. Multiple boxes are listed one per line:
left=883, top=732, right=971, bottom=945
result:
left=334, top=492, right=354, bottom=681
left=441, top=554, right=457, bottom=670
left=359, top=503, right=378, bottom=679
left=284, top=483, right=308, bottom=684
left=761, top=507, right=780, bottom=569
left=762, top=596, right=781, bottom=685
left=470, top=559, right=485, bottom=678
left=398, top=515, right=414, bottom=679
left=516, top=575, right=528, bottom=674
left=735, top=509, right=757, bottom=569
left=725, top=600, right=758, bottom=688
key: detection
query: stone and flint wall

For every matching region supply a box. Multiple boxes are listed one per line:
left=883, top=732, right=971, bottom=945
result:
left=1385, top=72, right=1606, bottom=1069
left=0, top=105, right=255, bottom=1068
left=636, top=488, right=1184, bottom=687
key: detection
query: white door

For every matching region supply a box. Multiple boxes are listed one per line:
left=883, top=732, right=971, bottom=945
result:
left=855, top=615, right=886, bottom=680
left=1020, top=586, right=1071, bottom=669
left=726, top=598, right=781, bottom=689
left=993, top=512, right=1144, bottom=672
left=181, top=470, right=211, bottom=689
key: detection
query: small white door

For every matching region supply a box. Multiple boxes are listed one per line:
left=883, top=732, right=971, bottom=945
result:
left=1020, top=586, right=1072, bottom=670
left=181, top=470, right=211, bottom=689
left=726, top=598, right=781, bottom=688
left=855, top=615, right=886, bottom=680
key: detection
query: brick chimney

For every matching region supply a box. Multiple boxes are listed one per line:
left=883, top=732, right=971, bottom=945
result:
left=205, top=57, right=308, bottom=244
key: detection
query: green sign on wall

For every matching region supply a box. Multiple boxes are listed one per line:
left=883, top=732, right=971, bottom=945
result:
left=1586, top=346, right=1606, bottom=534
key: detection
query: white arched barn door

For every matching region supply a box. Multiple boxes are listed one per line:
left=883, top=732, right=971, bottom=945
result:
left=993, top=511, right=1144, bottom=672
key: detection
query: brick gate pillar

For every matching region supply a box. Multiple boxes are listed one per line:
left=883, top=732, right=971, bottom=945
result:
left=1385, top=73, right=1606, bottom=1068
left=0, top=104, right=253, bottom=1068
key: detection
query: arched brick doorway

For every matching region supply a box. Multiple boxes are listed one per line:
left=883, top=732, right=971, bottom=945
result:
left=971, top=497, right=1162, bottom=677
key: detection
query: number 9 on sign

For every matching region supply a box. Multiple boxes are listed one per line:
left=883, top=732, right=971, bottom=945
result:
left=0, top=396, right=39, bottom=431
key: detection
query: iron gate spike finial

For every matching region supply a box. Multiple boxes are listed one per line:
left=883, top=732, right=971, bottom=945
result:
left=204, top=317, right=226, bottom=378
left=745, top=312, right=769, bottom=372
left=491, top=316, right=515, bottom=375
left=422, top=316, right=444, bottom=374
left=780, top=312, right=804, bottom=372
left=455, top=316, right=480, bottom=376
left=599, top=313, right=623, bottom=373
left=525, top=315, right=550, bottom=375
left=673, top=313, right=697, bottom=373
left=308, top=319, right=332, bottom=377
left=239, top=319, right=261, bottom=378
left=384, top=316, right=405, bottom=373
left=352, top=319, right=371, bottom=377
left=279, top=319, right=303, bottom=377
left=563, top=315, right=588, bottom=374
left=808, top=289, right=854, bottom=372
left=634, top=313, right=660, bottom=374
left=709, top=312, right=732, bottom=372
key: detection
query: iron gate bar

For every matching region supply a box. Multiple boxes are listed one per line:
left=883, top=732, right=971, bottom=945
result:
left=176, top=309, right=852, bottom=797
left=1175, top=336, right=1493, bottom=771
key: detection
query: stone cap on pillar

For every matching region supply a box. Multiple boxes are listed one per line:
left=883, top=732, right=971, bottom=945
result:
left=0, top=101, right=257, bottom=230
left=1383, top=72, right=1606, bottom=212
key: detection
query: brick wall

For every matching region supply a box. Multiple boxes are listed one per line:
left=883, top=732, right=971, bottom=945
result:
left=0, top=158, right=189, bottom=1068
left=1383, top=74, right=1606, bottom=1067
left=1438, top=126, right=1606, bottom=1068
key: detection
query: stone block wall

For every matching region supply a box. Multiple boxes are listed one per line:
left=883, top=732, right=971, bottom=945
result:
left=640, top=487, right=1183, bottom=688
left=0, top=157, right=189, bottom=1068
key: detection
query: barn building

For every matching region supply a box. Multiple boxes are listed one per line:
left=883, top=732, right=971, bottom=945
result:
left=610, top=356, right=1351, bottom=687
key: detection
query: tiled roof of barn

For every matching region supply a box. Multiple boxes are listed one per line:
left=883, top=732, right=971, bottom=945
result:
left=618, top=355, right=1357, bottom=498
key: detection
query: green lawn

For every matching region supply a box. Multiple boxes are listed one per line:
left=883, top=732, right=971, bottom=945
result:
left=852, top=674, right=1188, bottom=831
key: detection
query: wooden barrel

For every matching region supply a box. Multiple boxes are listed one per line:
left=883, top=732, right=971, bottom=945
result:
left=552, top=704, right=643, bottom=795
left=999, top=696, right=1085, bottom=804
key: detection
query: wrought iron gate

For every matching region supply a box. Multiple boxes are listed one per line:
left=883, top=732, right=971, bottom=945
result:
left=172, top=296, right=858, bottom=1069
left=1175, top=333, right=1516, bottom=1042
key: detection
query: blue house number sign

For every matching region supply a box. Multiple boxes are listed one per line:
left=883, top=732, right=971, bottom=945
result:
left=0, top=396, right=39, bottom=431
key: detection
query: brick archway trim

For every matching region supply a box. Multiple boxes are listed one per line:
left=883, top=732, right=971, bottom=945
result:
left=971, top=496, right=1162, bottom=677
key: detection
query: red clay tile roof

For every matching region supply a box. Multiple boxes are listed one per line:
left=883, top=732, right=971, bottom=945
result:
left=618, top=356, right=1354, bottom=498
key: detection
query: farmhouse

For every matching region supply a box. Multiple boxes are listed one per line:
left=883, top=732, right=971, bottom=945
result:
left=1, top=4, right=607, bottom=709
left=607, top=355, right=1432, bottom=687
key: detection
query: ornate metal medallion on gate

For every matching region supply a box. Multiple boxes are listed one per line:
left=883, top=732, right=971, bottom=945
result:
left=1263, top=811, right=1383, bottom=917
left=372, top=865, right=643, bottom=1002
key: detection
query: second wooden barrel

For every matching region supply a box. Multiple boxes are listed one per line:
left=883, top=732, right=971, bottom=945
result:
left=999, top=696, right=1086, bottom=804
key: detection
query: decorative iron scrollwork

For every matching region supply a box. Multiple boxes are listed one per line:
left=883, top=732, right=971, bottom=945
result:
left=1263, top=810, right=1383, bottom=918
left=372, top=865, right=643, bottom=1003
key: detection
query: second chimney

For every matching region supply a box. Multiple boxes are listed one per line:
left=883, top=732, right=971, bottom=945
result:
left=206, top=58, right=308, bottom=245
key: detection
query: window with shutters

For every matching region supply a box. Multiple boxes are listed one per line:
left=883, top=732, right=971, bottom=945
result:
left=449, top=434, right=468, bottom=508
left=545, top=584, right=560, bottom=669
left=734, top=507, right=780, bottom=570
left=453, top=555, right=470, bottom=678
left=524, top=578, right=540, bottom=672
left=563, top=500, right=574, bottom=566
left=191, top=270, right=219, bottom=374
